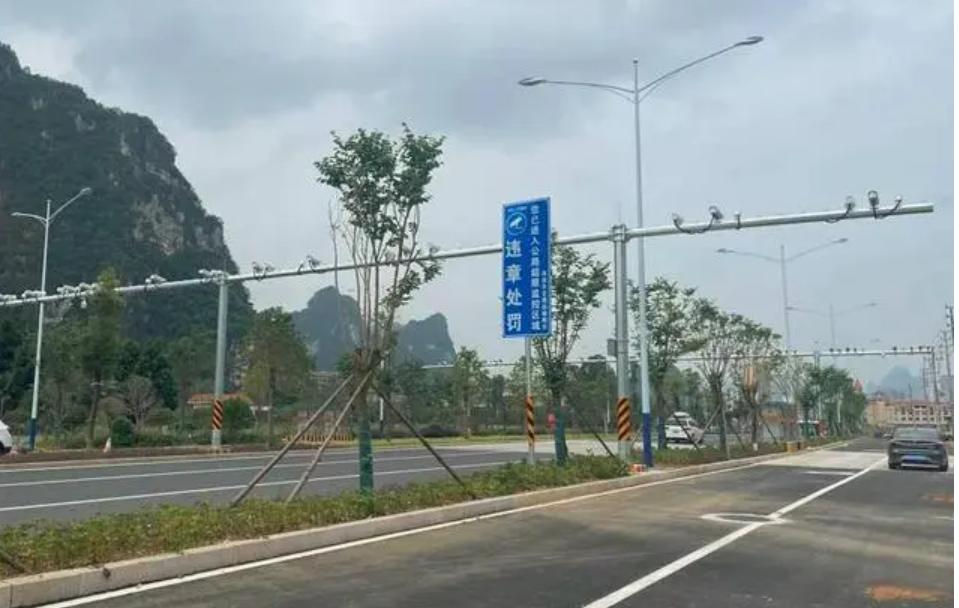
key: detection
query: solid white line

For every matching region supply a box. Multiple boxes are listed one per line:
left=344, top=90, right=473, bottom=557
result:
left=0, top=451, right=505, bottom=489
left=0, top=461, right=508, bottom=513
left=581, top=456, right=886, bottom=607
left=34, top=461, right=770, bottom=608
left=0, top=445, right=468, bottom=475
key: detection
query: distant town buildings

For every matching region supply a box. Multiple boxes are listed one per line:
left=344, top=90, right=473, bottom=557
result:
left=866, top=395, right=953, bottom=428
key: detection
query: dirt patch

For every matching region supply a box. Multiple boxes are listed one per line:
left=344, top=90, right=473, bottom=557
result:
left=868, top=584, right=948, bottom=602
left=921, top=493, right=954, bottom=505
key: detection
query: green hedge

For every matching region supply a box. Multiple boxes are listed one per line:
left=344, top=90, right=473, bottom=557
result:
left=0, top=455, right=627, bottom=578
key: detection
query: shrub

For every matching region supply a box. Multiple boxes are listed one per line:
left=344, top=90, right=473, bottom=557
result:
left=0, top=455, right=627, bottom=578
left=222, top=399, right=255, bottom=432
left=109, top=418, right=135, bottom=448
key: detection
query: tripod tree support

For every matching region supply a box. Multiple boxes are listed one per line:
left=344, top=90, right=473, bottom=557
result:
left=372, top=384, right=477, bottom=500
left=286, top=371, right=374, bottom=503
left=570, top=406, right=620, bottom=462
left=230, top=372, right=357, bottom=507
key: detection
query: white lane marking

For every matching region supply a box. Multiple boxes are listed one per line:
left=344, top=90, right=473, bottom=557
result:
left=581, top=456, right=886, bottom=608
left=800, top=470, right=855, bottom=476
left=0, top=461, right=512, bottom=513
left=33, top=461, right=772, bottom=608
left=0, top=451, right=504, bottom=489
left=0, top=445, right=470, bottom=475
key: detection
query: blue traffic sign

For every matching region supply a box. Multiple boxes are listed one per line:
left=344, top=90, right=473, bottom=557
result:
left=502, top=197, right=552, bottom=338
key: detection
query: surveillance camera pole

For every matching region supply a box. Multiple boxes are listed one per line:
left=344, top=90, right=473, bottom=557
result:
left=11, top=188, right=91, bottom=451
left=211, top=276, right=229, bottom=449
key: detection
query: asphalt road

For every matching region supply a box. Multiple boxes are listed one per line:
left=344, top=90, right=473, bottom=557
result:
left=69, top=437, right=953, bottom=608
left=0, top=445, right=528, bottom=527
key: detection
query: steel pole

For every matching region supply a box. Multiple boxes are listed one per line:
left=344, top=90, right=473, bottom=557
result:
left=524, top=337, right=534, bottom=463
left=211, top=279, right=228, bottom=449
left=613, top=225, right=632, bottom=461
left=632, top=59, right=653, bottom=468
left=27, top=202, right=52, bottom=451
left=779, top=245, right=792, bottom=352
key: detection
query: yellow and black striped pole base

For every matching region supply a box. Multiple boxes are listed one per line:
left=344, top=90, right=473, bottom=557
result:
left=525, top=395, right=535, bottom=448
left=211, top=399, right=224, bottom=431
left=617, top=397, right=632, bottom=442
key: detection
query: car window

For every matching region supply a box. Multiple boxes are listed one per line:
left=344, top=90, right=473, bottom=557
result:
left=892, top=427, right=938, bottom=441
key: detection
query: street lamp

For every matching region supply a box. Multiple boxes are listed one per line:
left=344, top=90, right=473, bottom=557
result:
left=787, top=301, right=877, bottom=353
left=716, top=237, right=847, bottom=352
left=520, top=35, right=764, bottom=467
left=12, top=186, right=93, bottom=450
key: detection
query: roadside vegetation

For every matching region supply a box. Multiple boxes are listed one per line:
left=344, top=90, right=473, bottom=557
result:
left=0, top=456, right=626, bottom=578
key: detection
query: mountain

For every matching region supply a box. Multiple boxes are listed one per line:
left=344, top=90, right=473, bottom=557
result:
left=0, top=41, right=253, bottom=341
left=291, top=286, right=456, bottom=370
left=873, top=365, right=924, bottom=399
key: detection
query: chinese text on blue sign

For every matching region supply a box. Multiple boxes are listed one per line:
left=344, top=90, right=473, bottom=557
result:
left=502, top=197, right=552, bottom=338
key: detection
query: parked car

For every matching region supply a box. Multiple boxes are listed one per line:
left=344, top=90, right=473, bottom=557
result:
left=887, top=426, right=949, bottom=472
left=664, top=411, right=705, bottom=445
left=0, top=419, right=12, bottom=455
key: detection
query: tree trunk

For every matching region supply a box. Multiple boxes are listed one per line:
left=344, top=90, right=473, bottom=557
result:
left=709, top=380, right=727, bottom=452
left=551, top=389, right=569, bottom=465
left=355, top=383, right=374, bottom=492
left=86, top=380, right=102, bottom=449
left=655, top=389, right=668, bottom=450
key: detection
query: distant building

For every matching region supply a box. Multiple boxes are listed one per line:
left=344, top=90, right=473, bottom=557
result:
left=866, top=396, right=953, bottom=427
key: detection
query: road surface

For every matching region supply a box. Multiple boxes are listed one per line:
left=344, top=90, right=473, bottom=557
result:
left=0, top=444, right=539, bottom=527
left=63, top=438, right=952, bottom=608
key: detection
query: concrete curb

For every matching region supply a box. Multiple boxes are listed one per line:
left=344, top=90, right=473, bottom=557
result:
left=0, top=441, right=847, bottom=608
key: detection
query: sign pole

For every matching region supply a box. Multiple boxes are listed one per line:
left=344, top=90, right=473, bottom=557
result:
left=503, top=197, right=551, bottom=463
left=525, top=337, right=534, bottom=463
left=612, top=225, right=633, bottom=461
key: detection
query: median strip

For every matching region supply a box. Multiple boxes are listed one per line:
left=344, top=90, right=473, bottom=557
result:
left=0, top=440, right=845, bottom=608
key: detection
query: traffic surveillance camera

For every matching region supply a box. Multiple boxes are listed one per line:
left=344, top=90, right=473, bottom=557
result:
left=671, top=213, right=684, bottom=224
left=867, top=190, right=879, bottom=210
left=708, top=206, right=724, bottom=222
left=844, top=196, right=855, bottom=213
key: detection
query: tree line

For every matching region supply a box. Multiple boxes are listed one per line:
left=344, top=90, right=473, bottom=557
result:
left=0, top=122, right=866, bottom=459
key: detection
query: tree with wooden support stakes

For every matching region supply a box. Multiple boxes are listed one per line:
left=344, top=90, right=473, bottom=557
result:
left=315, top=123, right=444, bottom=492
left=629, top=277, right=705, bottom=450
left=729, top=318, right=783, bottom=447
left=533, top=236, right=610, bottom=465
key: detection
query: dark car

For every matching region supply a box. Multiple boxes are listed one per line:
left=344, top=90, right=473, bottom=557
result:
left=887, top=427, right=949, bottom=471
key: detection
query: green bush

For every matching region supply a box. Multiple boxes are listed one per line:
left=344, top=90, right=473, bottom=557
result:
left=109, top=418, right=135, bottom=448
left=0, top=455, right=627, bottom=578
left=134, top=432, right=177, bottom=448
left=222, top=399, right=255, bottom=432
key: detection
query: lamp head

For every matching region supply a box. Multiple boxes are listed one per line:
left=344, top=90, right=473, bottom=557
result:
left=737, top=35, right=764, bottom=46
left=518, top=77, right=546, bottom=87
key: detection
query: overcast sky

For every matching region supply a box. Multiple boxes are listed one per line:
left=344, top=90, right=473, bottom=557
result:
left=0, top=0, right=953, bottom=384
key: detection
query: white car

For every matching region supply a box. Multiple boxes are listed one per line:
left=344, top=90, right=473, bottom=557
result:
left=665, top=412, right=705, bottom=445
left=0, top=419, right=11, bottom=455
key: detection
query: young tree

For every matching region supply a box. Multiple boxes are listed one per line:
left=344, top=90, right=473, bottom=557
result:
left=729, top=318, right=782, bottom=445
left=122, top=374, right=157, bottom=432
left=630, top=278, right=706, bottom=448
left=566, top=355, right=615, bottom=431
left=694, top=300, right=741, bottom=452
left=40, top=323, right=83, bottom=433
left=79, top=269, right=125, bottom=448
left=0, top=319, right=32, bottom=417
left=316, top=123, right=444, bottom=490
left=167, top=332, right=216, bottom=433
left=771, top=356, right=809, bottom=440
left=449, top=347, right=488, bottom=438
left=241, top=308, right=314, bottom=448
left=533, top=239, right=611, bottom=464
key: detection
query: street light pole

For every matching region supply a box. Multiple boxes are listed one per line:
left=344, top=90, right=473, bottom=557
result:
left=780, top=244, right=791, bottom=352
left=519, top=36, right=764, bottom=467
left=12, top=187, right=92, bottom=451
